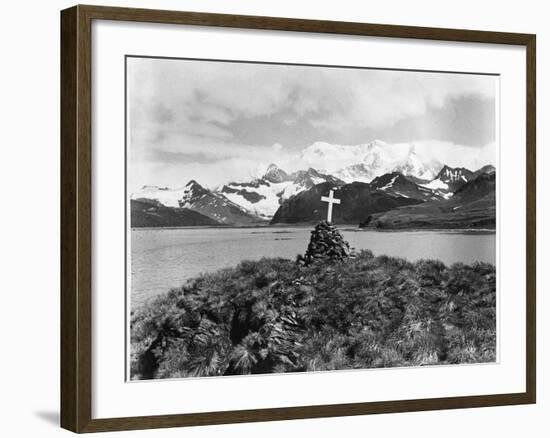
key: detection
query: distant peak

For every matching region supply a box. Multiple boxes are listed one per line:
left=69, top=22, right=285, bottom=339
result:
left=436, top=164, right=456, bottom=176
left=437, top=164, right=472, bottom=174
left=181, top=180, right=210, bottom=201
left=185, top=180, right=208, bottom=192
left=433, top=165, right=475, bottom=185
left=378, top=171, right=401, bottom=178
left=309, top=141, right=332, bottom=149
left=368, top=139, right=388, bottom=148
left=266, top=163, right=280, bottom=172
left=372, top=171, right=404, bottom=184
left=263, top=163, right=290, bottom=183
left=476, top=164, right=496, bottom=174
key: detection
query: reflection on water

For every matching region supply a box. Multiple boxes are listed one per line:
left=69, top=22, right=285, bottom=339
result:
left=130, top=226, right=496, bottom=308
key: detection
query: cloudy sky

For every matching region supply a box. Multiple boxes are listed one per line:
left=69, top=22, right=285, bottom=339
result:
left=127, top=57, right=497, bottom=191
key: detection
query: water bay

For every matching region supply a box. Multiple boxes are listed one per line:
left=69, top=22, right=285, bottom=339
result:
left=130, top=226, right=495, bottom=308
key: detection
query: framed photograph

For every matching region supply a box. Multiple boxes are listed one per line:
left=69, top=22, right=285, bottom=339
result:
left=60, top=5, right=536, bottom=433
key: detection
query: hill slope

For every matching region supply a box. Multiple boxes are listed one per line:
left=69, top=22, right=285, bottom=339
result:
left=367, top=173, right=496, bottom=229
left=271, top=181, right=422, bottom=224
left=132, top=180, right=264, bottom=225
left=370, top=172, right=443, bottom=201
left=131, top=199, right=219, bottom=227
left=130, top=251, right=496, bottom=379
left=219, top=166, right=343, bottom=219
left=180, top=180, right=263, bottom=224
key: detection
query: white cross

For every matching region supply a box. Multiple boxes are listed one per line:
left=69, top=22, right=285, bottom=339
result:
left=321, top=189, right=340, bottom=223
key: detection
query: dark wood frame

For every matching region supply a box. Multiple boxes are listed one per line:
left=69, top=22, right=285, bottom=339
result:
left=61, top=4, right=536, bottom=433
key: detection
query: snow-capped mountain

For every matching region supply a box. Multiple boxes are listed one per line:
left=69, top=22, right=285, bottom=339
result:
left=297, top=140, right=441, bottom=183
left=392, top=146, right=442, bottom=182
left=131, top=198, right=220, bottom=228
left=132, top=180, right=262, bottom=224
left=452, top=172, right=495, bottom=203
left=218, top=165, right=343, bottom=219
left=271, top=169, right=496, bottom=227
left=473, top=164, right=496, bottom=178
left=420, top=165, right=474, bottom=198
left=333, top=163, right=374, bottom=183
left=131, top=140, right=496, bottom=225
left=131, top=185, right=188, bottom=208
left=370, top=172, right=443, bottom=201
left=263, top=163, right=291, bottom=183
left=368, top=172, right=496, bottom=230
left=435, top=165, right=474, bottom=184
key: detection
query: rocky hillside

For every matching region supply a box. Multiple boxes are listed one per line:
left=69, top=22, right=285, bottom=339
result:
left=130, top=141, right=496, bottom=229
left=179, top=180, right=263, bottom=225
left=131, top=199, right=219, bottom=228
left=270, top=181, right=422, bottom=224
left=365, top=173, right=496, bottom=230
left=420, top=165, right=474, bottom=198
left=219, top=165, right=343, bottom=219
left=370, top=172, right=443, bottom=201
left=133, top=180, right=264, bottom=225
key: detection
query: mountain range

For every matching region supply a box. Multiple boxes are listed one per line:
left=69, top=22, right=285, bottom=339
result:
left=219, top=166, right=343, bottom=219
left=130, top=141, right=496, bottom=229
left=298, top=140, right=443, bottom=183
left=366, top=172, right=496, bottom=230
left=132, top=180, right=262, bottom=226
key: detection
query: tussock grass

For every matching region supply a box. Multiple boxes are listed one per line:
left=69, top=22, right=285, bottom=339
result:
left=130, top=251, right=496, bottom=379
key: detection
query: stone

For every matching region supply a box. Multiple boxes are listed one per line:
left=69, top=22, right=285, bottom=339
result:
left=301, top=221, right=351, bottom=266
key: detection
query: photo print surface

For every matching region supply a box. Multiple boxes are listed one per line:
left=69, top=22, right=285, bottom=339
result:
left=127, top=56, right=497, bottom=381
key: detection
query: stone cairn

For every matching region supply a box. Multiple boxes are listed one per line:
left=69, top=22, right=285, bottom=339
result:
left=298, top=221, right=351, bottom=266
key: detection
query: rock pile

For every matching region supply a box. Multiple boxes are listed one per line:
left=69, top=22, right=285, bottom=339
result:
left=299, top=221, right=351, bottom=266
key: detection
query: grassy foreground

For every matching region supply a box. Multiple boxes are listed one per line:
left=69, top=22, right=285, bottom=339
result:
left=130, top=251, right=496, bottom=380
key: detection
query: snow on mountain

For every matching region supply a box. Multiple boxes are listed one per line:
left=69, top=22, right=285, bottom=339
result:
left=132, top=165, right=342, bottom=221
left=392, top=145, right=441, bottom=182
left=132, top=141, right=495, bottom=222
left=299, top=141, right=378, bottom=174
left=473, top=164, right=496, bottom=178
left=376, top=174, right=399, bottom=191
left=218, top=165, right=343, bottom=219
left=298, top=140, right=442, bottom=183
left=435, top=165, right=473, bottom=184
left=220, top=179, right=289, bottom=219
left=420, top=165, right=474, bottom=199
left=422, top=178, right=450, bottom=191
left=131, top=185, right=189, bottom=208
left=270, top=180, right=422, bottom=225
left=132, top=180, right=262, bottom=224
left=370, top=172, right=443, bottom=201
left=333, top=163, right=374, bottom=183
left=263, top=163, right=291, bottom=183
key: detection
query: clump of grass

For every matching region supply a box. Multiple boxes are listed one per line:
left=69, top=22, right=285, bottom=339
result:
left=130, top=251, right=496, bottom=380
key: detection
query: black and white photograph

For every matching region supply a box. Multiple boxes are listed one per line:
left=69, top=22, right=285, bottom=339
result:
left=128, top=57, right=497, bottom=381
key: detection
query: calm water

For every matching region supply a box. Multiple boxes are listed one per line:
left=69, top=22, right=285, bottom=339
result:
left=130, top=227, right=495, bottom=308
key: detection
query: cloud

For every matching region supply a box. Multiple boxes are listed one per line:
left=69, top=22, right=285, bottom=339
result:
left=129, top=158, right=269, bottom=192
left=127, top=57, right=497, bottom=190
left=408, top=140, right=496, bottom=170
left=128, top=138, right=495, bottom=192
left=128, top=58, right=496, bottom=142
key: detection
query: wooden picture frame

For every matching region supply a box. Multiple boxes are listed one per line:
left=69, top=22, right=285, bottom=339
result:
left=61, top=4, right=536, bottom=433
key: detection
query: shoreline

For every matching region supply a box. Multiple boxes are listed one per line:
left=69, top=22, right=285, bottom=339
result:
left=131, top=224, right=496, bottom=233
